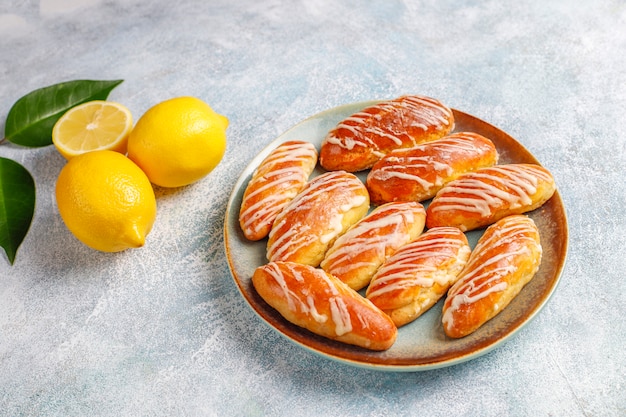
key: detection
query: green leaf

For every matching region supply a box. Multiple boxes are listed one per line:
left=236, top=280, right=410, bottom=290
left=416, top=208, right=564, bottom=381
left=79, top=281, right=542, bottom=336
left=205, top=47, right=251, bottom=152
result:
left=0, top=157, right=35, bottom=265
left=3, top=79, right=124, bottom=147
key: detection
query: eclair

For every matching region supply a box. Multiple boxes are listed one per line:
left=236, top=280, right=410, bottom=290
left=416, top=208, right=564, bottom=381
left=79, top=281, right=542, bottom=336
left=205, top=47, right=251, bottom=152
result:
left=442, top=215, right=542, bottom=338
left=252, top=261, right=398, bottom=351
left=267, top=170, right=370, bottom=266
left=366, top=227, right=471, bottom=327
left=239, top=141, right=318, bottom=241
left=426, top=163, right=556, bottom=232
left=321, top=201, right=426, bottom=291
left=319, top=95, right=454, bottom=172
left=366, top=132, right=498, bottom=205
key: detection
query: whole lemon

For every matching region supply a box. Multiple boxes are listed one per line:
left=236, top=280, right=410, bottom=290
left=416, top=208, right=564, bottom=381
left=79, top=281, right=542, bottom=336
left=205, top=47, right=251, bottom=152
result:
left=56, top=150, right=157, bottom=252
left=127, top=96, right=228, bottom=188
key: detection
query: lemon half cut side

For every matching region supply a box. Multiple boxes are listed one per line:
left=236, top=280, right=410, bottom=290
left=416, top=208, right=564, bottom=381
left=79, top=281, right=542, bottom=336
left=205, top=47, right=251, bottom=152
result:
left=52, top=100, right=133, bottom=160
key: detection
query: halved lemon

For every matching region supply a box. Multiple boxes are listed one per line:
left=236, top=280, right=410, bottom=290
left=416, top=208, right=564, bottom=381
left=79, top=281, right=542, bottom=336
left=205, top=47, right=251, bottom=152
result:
left=52, top=100, right=133, bottom=160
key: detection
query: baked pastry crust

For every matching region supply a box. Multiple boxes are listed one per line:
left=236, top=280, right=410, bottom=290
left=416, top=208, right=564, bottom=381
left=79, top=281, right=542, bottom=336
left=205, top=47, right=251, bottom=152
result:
left=366, top=132, right=498, bottom=205
left=239, top=141, right=318, bottom=241
left=319, top=95, right=454, bottom=172
left=252, top=261, right=398, bottom=351
left=321, top=201, right=426, bottom=291
left=426, top=163, right=556, bottom=232
left=266, top=170, right=369, bottom=266
left=366, top=227, right=471, bottom=327
left=442, top=215, right=542, bottom=338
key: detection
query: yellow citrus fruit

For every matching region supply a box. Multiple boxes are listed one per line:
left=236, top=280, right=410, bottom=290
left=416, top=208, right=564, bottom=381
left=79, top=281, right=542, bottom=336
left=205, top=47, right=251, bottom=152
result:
left=52, top=100, right=133, bottom=160
left=55, top=150, right=157, bottom=252
left=127, top=96, right=228, bottom=188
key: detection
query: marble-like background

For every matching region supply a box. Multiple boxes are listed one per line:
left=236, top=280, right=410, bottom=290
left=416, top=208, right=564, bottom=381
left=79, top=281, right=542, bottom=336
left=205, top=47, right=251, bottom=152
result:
left=1, top=0, right=625, bottom=416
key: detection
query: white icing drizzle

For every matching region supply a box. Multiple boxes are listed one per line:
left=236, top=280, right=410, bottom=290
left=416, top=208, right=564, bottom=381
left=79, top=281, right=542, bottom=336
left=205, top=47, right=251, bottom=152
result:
left=369, top=133, right=496, bottom=193
left=429, top=164, right=552, bottom=216
left=267, top=171, right=367, bottom=262
left=264, top=262, right=315, bottom=314
left=267, top=222, right=316, bottom=261
left=329, top=297, right=352, bottom=336
left=322, top=202, right=424, bottom=278
left=263, top=262, right=354, bottom=336
left=441, top=216, right=541, bottom=327
left=366, top=227, right=469, bottom=300
left=240, top=141, right=317, bottom=237
left=325, top=95, right=453, bottom=152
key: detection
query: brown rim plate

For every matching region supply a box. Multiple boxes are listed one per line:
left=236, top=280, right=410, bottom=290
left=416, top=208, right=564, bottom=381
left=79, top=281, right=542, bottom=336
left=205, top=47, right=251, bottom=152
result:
left=224, top=100, right=568, bottom=371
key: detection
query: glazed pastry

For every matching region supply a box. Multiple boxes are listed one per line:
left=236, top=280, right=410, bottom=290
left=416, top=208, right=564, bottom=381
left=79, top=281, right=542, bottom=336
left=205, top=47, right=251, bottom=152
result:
left=239, top=141, right=318, bottom=241
left=426, top=163, right=556, bottom=232
left=321, top=201, right=426, bottom=291
left=366, top=227, right=471, bottom=327
left=366, top=132, right=498, bottom=205
left=319, top=95, right=454, bottom=172
left=267, top=170, right=370, bottom=266
left=252, top=261, right=398, bottom=351
left=442, top=215, right=542, bottom=338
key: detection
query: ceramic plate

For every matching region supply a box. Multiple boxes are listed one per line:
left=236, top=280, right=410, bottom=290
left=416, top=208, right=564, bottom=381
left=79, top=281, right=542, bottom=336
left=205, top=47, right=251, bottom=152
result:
left=224, top=100, right=568, bottom=371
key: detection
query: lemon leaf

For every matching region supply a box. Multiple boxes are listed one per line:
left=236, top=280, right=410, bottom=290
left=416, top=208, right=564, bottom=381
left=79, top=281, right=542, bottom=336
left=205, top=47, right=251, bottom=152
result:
left=3, top=79, right=123, bottom=147
left=0, top=157, right=35, bottom=265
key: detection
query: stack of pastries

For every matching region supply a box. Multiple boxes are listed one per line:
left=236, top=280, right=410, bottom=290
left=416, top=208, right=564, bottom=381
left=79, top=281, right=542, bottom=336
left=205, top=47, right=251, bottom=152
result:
left=239, top=94, right=556, bottom=351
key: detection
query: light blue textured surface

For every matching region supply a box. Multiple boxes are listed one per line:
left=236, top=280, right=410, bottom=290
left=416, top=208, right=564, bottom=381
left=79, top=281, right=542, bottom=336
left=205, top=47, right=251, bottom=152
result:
left=1, top=1, right=624, bottom=416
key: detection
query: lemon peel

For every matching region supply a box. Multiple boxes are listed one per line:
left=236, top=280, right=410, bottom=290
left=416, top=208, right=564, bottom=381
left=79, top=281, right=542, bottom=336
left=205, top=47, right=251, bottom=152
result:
left=127, top=96, right=228, bottom=188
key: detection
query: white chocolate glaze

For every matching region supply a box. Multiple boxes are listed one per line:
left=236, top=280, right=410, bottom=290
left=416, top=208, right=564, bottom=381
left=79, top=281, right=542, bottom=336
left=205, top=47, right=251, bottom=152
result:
left=325, top=95, right=453, bottom=152
left=368, top=132, right=497, bottom=194
left=442, top=216, right=542, bottom=329
left=266, top=171, right=368, bottom=263
left=262, top=262, right=354, bottom=336
left=239, top=141, right=318, bottom=239
left=366, top=227, right=470, bottom=300
left=321, top=202, right=425, bottom=279
left=429, top=164, right=553, bottom=217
